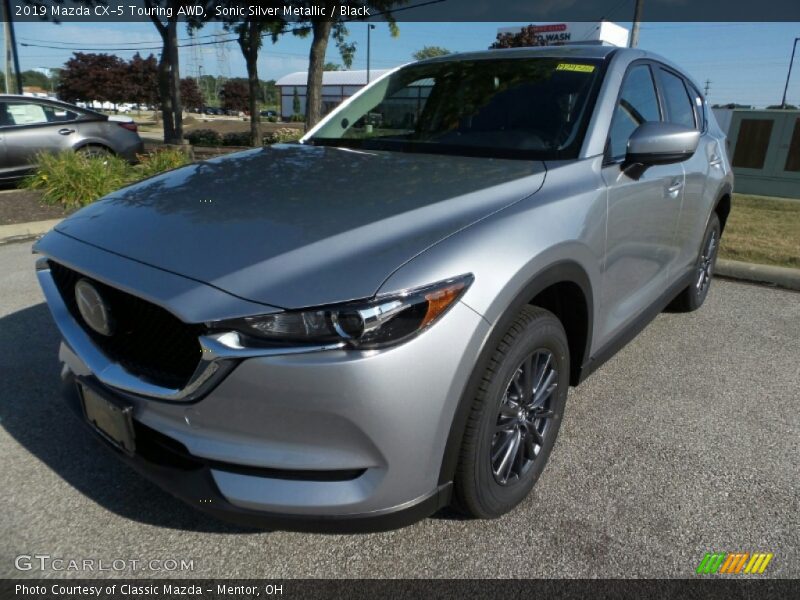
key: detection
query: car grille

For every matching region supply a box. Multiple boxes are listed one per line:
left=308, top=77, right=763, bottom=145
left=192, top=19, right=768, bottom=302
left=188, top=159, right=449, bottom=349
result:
left=49, top=261, right=203, bottom=390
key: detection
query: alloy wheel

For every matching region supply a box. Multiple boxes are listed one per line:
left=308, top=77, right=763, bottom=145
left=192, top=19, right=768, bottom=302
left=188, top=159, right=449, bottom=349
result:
left=696, top=229, right=718, bottom=294
left=491, top=349, right=558, bottom=486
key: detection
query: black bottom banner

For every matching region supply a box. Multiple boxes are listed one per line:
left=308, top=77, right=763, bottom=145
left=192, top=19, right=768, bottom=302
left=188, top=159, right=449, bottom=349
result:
left=2, top=579, right=799, bottom=600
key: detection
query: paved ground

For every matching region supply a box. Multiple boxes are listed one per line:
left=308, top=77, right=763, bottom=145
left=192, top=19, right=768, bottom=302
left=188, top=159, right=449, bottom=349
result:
left=0, top=240, right=797, bottom=579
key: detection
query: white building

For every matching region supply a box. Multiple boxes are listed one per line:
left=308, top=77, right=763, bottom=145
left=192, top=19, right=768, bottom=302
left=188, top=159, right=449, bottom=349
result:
left=275, top=69, right=390, bottom=120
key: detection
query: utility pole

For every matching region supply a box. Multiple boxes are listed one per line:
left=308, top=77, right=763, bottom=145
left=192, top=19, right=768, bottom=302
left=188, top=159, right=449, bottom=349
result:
left=629, top=0, right=644, bottom=48
left=780, top=37, right=800, bottom=109
left=366, top=24, right=376, bottom=83
left=1, top=0, right=23, bottom=94
left=704, top=79, right=711, bottom=98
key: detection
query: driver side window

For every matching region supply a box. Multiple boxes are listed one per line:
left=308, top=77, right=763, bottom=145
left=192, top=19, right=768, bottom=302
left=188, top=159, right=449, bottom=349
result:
left=607, top=65, right=661, bottom=161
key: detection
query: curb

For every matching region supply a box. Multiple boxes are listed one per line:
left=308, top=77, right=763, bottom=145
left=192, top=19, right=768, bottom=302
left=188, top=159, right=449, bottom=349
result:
left=0, top=218, right=61, bottom=246
left=1, top=220, right=798, bottom=292
left=715, top=259, right=800, bottom=292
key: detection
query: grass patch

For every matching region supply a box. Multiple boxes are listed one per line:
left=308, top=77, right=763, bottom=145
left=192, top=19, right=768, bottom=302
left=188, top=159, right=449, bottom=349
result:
left=21, top=148, right=190, bottom=209
left=719, top=194, right=800, bottom=269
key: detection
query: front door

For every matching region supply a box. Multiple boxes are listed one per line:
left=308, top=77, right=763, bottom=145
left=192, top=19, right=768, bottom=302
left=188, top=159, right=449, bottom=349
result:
left=0, top=100, right=78, bottom=177
left=599, top=63, right=684, bottom=343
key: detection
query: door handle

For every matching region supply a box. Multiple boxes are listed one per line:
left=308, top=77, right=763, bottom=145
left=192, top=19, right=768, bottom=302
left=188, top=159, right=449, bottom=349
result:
left=666, top=179, right=683, bottom=197
left=58, top=128, right=75, bottom=135
left=709, top=154, right=723, bottom=168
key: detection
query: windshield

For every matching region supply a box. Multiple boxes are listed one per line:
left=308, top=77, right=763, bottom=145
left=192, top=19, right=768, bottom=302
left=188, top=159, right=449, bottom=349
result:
left=307, top=57, right=604, bottom=160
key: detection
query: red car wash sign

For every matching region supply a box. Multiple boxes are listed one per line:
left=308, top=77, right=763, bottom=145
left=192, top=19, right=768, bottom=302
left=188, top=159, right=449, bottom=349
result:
left=530, top=24, right=571, bottom=43
left=497, top=22, right=630, bottom=47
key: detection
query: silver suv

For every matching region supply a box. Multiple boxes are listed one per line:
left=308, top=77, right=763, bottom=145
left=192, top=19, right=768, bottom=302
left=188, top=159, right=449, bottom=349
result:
left=35, top=46, right=732, bottom=531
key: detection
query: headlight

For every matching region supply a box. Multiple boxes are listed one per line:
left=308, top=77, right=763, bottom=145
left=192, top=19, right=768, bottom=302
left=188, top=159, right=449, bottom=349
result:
left=209, top=274, right=473, bottom=349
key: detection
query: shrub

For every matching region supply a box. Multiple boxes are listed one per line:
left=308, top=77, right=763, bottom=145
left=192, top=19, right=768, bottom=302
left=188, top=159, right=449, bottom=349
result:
left=221, top=131, right=252, bottom=147
left=22, top=151, right=135, bottom=209
left=22, top=147, right=193, bottom=209
left=185, top=128, right=222, bottom=146
left=265, top=128, right=303, bottom=144
left=136, top=147, right=191, bottom=179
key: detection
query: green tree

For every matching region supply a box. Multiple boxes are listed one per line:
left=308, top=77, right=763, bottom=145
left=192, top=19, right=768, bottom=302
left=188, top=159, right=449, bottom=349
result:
left=20, top=70, right=51, bottom=90
left=412, top=46, right=451, bottom=61
left=206, top=3, right=285, bottom=146
left=262, top=79, right=278, bottom=106
left=324, top=62, right=343, bottom=71
left=300, top=1, right=407, bottom=130
left=142, top=0, right=216, bottom=143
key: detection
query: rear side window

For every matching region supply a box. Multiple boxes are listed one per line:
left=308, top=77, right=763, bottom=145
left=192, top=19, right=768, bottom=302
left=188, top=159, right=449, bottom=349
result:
left=688, top=84, right=706, bottom=131
left=0, top=102, right=78, bottom=127
left=659, top=69, right=696, bottom=130
left=607, top=64, right=661, bottom=160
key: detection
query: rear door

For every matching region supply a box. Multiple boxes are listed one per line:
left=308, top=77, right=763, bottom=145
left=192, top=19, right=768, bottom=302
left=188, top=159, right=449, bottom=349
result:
left=656, top=67, right=719, bottom=279
left=599, top=62, right=685, bottom=342
left=0, top=99, right=81, bottom=176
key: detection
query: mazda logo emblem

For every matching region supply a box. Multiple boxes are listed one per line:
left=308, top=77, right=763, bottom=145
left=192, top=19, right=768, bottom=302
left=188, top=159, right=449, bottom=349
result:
left=74, top=279, right=114, bottom=336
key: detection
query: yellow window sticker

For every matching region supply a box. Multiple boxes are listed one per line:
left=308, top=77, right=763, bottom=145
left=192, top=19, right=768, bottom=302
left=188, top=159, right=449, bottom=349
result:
left=556, top=63, right=596, bottom=73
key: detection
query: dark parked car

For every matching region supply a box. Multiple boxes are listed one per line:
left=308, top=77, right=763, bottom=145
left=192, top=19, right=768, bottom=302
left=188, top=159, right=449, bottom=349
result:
left=260, top=110, right=277, bottom=118
left=0, top=95, right=144, bottom=180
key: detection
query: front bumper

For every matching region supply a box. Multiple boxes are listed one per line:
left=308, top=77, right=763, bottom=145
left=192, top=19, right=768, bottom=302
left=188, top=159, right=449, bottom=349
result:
left=60, top=372, right=450, bottom=533
left=42, top=264, right=490, bottom=530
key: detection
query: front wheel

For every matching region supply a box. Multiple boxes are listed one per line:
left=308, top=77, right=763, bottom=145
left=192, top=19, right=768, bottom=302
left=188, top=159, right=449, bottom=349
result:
left=453, top=306, right=569, bottom=518
left=670, top=212, right=721, bottom=312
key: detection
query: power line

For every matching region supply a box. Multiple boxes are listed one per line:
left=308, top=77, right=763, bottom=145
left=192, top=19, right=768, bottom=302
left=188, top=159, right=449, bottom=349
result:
left=18, top=32, right=223, bottom=47
left=20, top=36, right=240, bottom=52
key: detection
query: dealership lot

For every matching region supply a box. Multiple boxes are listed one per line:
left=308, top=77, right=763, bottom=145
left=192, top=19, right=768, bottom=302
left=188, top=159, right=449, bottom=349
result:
left=0, top=240, right=797, bottom=578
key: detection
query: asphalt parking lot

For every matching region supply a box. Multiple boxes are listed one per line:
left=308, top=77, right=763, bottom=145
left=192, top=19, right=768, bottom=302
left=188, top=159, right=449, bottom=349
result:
left=1, top=240, right=797, bottom=578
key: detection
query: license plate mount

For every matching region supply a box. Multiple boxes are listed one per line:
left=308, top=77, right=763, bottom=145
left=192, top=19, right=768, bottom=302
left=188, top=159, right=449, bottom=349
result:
left=79, top=382, right=136, bottom=455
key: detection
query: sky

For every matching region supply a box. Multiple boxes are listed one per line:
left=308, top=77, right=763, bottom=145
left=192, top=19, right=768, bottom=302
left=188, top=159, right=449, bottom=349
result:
left=5, top=21, right=800, bottom=108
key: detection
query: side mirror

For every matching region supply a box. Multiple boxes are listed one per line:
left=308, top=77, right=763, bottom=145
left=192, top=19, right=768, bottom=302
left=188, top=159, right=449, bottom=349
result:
left=625, top=122, right=700, bottom=166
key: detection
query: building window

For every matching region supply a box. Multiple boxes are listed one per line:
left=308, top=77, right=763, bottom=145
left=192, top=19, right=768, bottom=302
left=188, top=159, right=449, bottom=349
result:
left=784, top=118, right=800, bottom=173
left=732, top=119, right=774, bottom=170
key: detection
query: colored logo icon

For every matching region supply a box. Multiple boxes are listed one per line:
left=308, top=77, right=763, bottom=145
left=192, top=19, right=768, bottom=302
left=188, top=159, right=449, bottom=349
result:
left=696, top=552, right=774, bottom=574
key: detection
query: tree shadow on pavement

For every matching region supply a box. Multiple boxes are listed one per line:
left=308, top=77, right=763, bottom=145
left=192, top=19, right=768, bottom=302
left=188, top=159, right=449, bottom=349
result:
left=0, top=303, right=259, bottom=534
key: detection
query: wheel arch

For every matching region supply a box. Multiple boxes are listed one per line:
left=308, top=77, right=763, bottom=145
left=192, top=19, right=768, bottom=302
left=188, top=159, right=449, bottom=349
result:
left=714, top=186, right=732, bottom=235
left=73, top=140, right=115, bottom=154
left=437, top=260, right=593, bottom=488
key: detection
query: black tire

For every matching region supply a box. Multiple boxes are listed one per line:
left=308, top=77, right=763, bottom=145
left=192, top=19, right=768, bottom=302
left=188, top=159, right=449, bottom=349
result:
left=453, top=306, right=570, bottom=518
left=670, top=212, right=721, bottom=312
left=77, top=145, right=111, bottom=159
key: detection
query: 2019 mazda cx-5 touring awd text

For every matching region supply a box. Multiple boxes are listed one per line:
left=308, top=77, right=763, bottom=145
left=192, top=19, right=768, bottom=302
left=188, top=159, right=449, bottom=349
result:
left=35, top=46, right=732, bottom=531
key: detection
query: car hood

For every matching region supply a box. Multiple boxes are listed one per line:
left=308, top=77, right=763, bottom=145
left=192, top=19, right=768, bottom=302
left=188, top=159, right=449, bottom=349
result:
left=53, top=144, right=546, bottom=309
